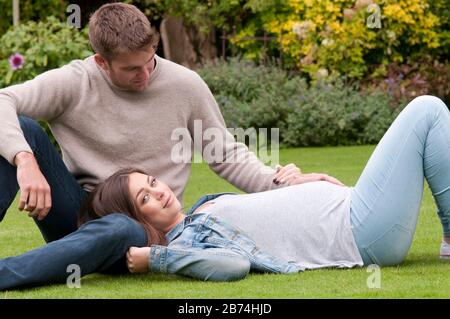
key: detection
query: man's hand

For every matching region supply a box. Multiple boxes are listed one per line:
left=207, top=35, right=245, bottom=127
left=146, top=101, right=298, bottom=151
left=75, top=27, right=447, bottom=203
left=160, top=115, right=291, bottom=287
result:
left=273, top=163, right=301, bottom=185
left=274, top=164, right=345, bottom=187
left=14, top=151, right=52, bottom=221
left=126, top=246, right=151, bottom=273
left=288, top=173, right=345, bottom=186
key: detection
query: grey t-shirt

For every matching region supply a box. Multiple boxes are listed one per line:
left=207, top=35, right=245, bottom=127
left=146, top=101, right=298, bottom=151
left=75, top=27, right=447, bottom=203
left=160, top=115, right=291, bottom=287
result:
left=205, top=181, right=363, bottom=270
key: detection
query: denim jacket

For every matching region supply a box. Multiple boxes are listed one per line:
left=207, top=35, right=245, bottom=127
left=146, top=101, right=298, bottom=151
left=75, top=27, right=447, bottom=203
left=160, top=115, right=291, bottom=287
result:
left=148, top=193, right=304, bottom=281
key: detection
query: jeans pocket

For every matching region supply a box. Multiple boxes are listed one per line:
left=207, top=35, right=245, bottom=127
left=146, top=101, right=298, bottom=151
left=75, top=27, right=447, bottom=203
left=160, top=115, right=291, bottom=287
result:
left=365, top=224, right=413, bottom=266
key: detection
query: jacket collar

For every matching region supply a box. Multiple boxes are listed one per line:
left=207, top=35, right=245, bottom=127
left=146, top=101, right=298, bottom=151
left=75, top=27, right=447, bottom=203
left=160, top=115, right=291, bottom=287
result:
left=165, top=192, right=237, bottom=242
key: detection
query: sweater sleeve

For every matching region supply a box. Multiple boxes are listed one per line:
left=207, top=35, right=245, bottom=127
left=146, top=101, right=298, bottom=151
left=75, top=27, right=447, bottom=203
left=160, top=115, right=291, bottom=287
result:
left=0, top=62, right=80, bottom=164
left=188, top=73, right=286, bottom=193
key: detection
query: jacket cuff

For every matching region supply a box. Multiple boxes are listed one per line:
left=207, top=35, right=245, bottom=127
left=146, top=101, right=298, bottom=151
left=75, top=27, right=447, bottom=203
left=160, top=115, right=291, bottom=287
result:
left=149, top=245, right=167, bottom=273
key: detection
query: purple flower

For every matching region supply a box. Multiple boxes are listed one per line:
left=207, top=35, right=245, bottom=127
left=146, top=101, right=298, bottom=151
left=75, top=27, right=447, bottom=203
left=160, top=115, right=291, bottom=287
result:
left=8, top=53, right=25, bottom=70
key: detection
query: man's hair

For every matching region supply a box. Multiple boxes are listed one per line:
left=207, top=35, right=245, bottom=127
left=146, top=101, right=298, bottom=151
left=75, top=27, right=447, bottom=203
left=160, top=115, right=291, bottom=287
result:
left=88, top=3, right=160, bottom=61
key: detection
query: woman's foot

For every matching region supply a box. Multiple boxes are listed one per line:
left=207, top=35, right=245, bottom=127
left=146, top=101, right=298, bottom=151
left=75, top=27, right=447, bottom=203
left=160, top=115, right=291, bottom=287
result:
left=440, top=241, right=450, bottom=260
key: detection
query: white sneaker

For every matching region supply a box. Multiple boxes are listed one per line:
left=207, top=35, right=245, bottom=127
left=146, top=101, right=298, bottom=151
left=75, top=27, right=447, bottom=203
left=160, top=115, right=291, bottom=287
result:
left=440, top=241, right=450, bottom=260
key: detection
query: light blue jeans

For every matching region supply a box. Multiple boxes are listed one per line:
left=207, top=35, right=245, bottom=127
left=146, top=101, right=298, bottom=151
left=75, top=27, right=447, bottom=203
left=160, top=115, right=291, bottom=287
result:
left=350, top=95, right=450, bottom=266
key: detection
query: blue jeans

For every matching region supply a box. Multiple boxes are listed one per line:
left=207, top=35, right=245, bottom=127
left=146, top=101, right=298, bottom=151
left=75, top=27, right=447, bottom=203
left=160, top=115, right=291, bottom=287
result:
left=350, top=95, right=450, bottom=266
left=0, top=116, right=147, bottom=290
left=0, top=116, right=88, bottom=242
left=0, top=213, right=147, bottom=290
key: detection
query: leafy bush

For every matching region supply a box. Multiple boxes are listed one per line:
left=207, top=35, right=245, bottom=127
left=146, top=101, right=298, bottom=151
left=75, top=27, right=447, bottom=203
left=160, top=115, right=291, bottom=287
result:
left=0, top=16, right=92, bottom=88
left=283, top=82, right=404, bottom=146
left=135, top=0, right=449, bottom=105
left=198, top=58, right=308, bottom=130
left=197, top=58, right=404, bottom=147
left=240, top=0, right=441, bottom=81
left=0, top=16, right=92, bottom=151
left=363, top=57, right=450, bottom=106
left=0, top=0, right=65, bottom=35
left=428, top=0, right=450, bottom=59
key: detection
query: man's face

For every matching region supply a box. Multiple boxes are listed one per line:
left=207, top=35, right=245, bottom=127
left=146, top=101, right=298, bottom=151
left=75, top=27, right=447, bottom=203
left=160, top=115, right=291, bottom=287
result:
left=95, top=46, right=156, bottom=92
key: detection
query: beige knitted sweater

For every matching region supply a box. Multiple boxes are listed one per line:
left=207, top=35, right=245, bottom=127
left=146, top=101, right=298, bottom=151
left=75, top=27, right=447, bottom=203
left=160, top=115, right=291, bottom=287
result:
left=0, top=55, right=281, bottom=203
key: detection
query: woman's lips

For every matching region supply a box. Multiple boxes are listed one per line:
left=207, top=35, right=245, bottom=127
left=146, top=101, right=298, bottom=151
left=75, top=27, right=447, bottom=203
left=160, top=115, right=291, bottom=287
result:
left=164, top=195, right=172, bottom=208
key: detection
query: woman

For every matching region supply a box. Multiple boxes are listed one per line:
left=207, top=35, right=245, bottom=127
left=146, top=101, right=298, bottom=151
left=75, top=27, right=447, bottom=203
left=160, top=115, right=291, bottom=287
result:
left=0, top=95, right=449, bottom=288
left=81, top=167, right=361, bottom=281
left=80, top=95, right=450, bottom=281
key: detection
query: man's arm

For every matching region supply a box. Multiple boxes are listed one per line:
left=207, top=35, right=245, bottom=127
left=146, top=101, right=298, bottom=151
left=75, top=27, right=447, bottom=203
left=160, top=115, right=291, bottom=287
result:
left=0, top=62, right=81, bottom=218
left=188, top=73, right=299, bottom=193
left=14, top=151, right=52, bottom=220
left=0, top=62, right=79, bottom=164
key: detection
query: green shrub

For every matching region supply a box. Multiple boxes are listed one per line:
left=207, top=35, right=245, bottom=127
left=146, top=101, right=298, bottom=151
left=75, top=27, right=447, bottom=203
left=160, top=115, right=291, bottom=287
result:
left=197, top=58, right=404, bottom=147
left=135, top=0, right=448, bottom=106
left=197, top=58, right=307, bottom=130
left=428, top=0, right=450, bottom=59
left=241, top=0, right=442, bottom=81
left=283, top=82, right=404, bottom=146
left=0, top=0, right=65, bottom=35
left=0, top=16, right=92, bottom=151
left=363, top=56, right=450, bottom=107
left=0, top=16, right=92, bottom=88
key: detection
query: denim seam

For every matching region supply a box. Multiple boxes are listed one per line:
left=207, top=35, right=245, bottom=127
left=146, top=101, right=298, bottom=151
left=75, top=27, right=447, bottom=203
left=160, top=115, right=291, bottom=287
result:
left=167, top=246, right=247, bottom=259
left=356, top=113, right=429, bottom=228
left=363, top=223, right=412, bottom=265
left=431, top=120, right=450, bottom=236
left=160, top=247, right=167, bottom=273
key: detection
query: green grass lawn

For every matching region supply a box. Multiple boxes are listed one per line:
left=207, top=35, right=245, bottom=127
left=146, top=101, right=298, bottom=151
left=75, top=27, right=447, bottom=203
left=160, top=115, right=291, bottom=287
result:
left=0, top=145, right=449, bottom=298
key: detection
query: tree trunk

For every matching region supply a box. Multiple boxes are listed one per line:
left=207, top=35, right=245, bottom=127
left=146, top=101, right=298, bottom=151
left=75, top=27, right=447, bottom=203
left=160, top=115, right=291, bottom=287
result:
left=12, top=0, right=20, bottom=26
left=160, top=16, right=217, bottom=69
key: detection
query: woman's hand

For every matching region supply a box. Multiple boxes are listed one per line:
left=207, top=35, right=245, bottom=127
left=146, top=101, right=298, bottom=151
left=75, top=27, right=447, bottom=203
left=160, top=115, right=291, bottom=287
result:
left=126, top=246, right=151, bottom=273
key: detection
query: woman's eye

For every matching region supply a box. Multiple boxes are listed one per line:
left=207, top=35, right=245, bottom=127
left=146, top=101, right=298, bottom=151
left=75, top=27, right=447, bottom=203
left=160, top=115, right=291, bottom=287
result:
left=143, top=194, right=150, bottom=204
left=151, top=178, right=157, bottom=186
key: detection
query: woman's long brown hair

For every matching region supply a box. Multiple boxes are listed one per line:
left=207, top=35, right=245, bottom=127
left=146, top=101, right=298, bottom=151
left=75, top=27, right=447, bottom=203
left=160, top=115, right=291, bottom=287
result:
left=78, top=167, right=167, bottom=246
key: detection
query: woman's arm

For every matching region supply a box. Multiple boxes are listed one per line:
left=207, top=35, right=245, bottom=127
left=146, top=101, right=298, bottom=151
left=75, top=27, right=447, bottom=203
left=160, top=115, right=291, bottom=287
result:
left=126, top=246, right=250, bottom=282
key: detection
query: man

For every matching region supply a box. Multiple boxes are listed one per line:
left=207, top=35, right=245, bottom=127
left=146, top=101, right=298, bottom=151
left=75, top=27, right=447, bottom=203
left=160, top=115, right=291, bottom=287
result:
left=0, top=3, right=337, bottom=289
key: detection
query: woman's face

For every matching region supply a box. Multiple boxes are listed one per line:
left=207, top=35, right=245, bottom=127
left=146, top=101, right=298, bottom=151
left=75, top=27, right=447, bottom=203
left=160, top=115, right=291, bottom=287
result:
left=128, top=172, right=182, bottom=231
